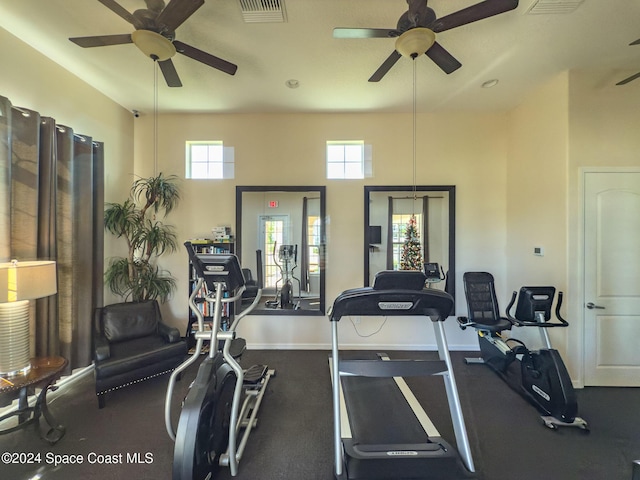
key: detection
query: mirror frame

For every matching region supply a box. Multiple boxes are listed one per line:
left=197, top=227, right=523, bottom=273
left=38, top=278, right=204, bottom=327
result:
left=236, top=185, right=327, bottom=315
left=363, top=185, right=456, bottom=300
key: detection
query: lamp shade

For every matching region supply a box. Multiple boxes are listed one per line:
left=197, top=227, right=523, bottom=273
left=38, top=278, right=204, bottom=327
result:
left=0, top=260, right=57, bottom=303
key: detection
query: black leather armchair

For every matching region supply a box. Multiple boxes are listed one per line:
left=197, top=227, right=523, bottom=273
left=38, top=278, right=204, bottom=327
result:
left=93, top=300, right=187, bottom=408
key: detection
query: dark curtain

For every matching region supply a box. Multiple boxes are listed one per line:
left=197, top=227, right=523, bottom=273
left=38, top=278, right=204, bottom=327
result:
left=422, top=195, right=429, bottom=263
left=0, top=97, right=11, bottom=261
left=36, top=117, right=59, bottom=357
left=1, top=95, right=103, bottom=372
left=93, top=142, right=104, bottom=310
left=300, top=197, right=310, bottom=292
left=386, top=196, right=394, bottom=269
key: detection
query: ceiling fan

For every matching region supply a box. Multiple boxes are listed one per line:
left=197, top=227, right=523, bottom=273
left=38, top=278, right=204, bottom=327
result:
left=69, top=0, right=237, bottom=87
left=334, top=0, right=519, bottom=82
left=616, top=38, right=640, bottom=85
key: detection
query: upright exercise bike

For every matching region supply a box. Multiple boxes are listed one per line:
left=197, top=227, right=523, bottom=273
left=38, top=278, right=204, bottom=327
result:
left=458, top=272, right=588, bottom=431
left=165, top=242, right=275, bottom=479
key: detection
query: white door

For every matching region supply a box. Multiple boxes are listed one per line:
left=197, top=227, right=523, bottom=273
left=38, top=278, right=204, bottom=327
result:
left=583, top=170, right=640, bottom=386
left=258, top=215, right=289, bottom=289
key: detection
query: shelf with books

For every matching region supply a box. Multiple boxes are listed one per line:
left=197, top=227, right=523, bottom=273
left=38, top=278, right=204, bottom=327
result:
left=186, top=239, right=235, bottom=350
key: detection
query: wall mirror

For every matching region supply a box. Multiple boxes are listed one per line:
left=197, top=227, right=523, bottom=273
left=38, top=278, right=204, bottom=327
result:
left=364, top=185, right=456, bottom=300
left=236, top=186, right=326, bottom=315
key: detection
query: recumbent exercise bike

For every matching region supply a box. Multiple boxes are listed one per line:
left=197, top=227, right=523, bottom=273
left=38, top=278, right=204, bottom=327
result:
left=457, top=272, right=588, bottom=431
left=165, top=242, right=274, bottom=479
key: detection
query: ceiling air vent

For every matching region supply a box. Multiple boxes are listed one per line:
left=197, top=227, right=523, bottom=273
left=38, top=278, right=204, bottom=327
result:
left=239, top=0, right=287, bottom=23
left=527, top=0, right=585, bottom=14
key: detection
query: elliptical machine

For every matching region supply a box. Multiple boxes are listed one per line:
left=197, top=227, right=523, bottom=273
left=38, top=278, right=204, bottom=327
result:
left=165, top=242, right=274, bottom=479
left=458, top=272, right=588, bottom=431
left=265, top=243, right=301, bottom=309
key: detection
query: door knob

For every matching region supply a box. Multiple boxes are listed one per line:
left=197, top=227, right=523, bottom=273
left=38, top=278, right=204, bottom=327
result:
left=586, top=302, right=605, bottom=310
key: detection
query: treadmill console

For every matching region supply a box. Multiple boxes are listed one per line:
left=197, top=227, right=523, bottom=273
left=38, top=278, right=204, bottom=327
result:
left=373, top=270, right=427, bottom=291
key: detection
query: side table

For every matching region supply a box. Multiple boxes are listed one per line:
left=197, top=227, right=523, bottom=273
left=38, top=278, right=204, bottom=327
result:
left=0, top=356, right=68, bottom=444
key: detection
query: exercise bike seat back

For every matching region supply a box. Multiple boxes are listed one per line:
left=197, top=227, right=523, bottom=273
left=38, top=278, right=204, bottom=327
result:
left=459, top=272, right=513, bottom=333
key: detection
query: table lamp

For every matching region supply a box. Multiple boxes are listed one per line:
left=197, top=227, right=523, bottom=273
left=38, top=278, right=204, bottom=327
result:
left=0, top=260, right=57, bottom=376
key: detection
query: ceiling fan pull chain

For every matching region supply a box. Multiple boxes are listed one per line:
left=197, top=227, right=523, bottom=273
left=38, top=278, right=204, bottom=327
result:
left=412, top=59, right=418, bottom=213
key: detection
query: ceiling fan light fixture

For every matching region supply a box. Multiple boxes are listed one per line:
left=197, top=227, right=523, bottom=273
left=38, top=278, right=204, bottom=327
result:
left=132, top=29, right=176, bottom=61
left=395, top=28, right=436, bottom=59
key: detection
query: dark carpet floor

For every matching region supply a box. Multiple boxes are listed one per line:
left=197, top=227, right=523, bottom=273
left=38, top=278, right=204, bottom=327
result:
left=1, top=350, right=639, bottom=480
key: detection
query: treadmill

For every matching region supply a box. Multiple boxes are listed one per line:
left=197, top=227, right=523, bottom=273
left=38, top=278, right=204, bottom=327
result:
left=329, top=270, right=476, bottom=479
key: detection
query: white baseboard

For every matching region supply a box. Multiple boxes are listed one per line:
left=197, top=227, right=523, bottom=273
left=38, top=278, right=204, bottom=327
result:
left=245, top=343, right=480, bottom=351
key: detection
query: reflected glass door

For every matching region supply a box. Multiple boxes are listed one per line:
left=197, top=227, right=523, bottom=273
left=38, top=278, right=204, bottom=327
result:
left=260, top=215, right=289, bottom=289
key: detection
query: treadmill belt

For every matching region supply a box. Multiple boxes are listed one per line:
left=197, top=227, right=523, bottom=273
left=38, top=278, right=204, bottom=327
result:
left=341, top=375, right=430, bottom=445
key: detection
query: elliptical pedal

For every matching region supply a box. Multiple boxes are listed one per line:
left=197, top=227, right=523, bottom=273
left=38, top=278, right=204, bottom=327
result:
left=229, top=338, right=247, bottom=359
left=243, top=364, right=269, bottom=386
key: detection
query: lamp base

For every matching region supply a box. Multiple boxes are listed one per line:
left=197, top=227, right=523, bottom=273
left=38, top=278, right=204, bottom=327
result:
left=0, top=300, right=32, bottom=377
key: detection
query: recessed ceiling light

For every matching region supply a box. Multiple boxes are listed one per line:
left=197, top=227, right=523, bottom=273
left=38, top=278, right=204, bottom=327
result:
left=285, top=79, right=300, bottom=89
left=481, top=79, right=499, bottom=88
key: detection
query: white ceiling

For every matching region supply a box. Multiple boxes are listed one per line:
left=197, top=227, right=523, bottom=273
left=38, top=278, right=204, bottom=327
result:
left=0, top=0, right=639, bottom=114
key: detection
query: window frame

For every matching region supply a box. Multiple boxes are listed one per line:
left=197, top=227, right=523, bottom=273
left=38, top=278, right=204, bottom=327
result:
left=185, top=140, right=226, bottom=179
left=326, top=141, right=365, bottom=180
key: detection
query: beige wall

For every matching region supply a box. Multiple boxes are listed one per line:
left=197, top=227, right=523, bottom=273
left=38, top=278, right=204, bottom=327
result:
left=505, top=73, right=570, bottom=355
left=565, top=69, right=640, bottom=383
left=135, top=111, right=508, bottom=349
left=0, top=27, right=134, bottom=306
left=505, top=69, right=640, bottom=383
left=4, top=24, right=639, bottom=373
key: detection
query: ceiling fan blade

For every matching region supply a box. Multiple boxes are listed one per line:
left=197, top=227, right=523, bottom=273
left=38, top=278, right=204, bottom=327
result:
left=425, top=42, right=462, bottom=74
left=369, top=50, right=403, bottom=82
left=630, top=38, right=640, bottom=46
left=616, top=71, right=640, bottom=86
left=97, top=0, right=142, bottom=28
left=156, top=0, right=204, bottom=32
left=333, top=28, right=397, bottom=39
left=69, top=34, right=133, bottom=48
left=158, top=59, right=182, bottom=87
left=431, top=0, right=519, bottom=33
left=173, top=40, right=238, bottom=76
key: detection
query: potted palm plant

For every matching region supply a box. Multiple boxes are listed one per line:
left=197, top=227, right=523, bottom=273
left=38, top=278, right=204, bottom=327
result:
left=104, top=173, right=180, bottom=302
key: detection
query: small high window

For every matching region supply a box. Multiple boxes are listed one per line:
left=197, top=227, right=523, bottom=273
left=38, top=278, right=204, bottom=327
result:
left=186, top=141, right=234, bottom=179
left=326, top=141, right=366, bottom=179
